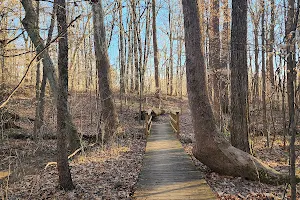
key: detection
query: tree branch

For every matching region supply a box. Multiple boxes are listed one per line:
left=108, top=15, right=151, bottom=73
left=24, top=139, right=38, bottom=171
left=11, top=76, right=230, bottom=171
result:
left=0, top=15, right=81, bottom=109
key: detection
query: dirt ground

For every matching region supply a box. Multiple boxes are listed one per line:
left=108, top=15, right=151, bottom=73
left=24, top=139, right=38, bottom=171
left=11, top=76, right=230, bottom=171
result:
left=0, top=92, right=299, bottom=199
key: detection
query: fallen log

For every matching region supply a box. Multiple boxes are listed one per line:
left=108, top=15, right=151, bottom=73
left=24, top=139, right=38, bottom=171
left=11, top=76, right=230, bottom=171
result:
left=7, top=131, right=99, bottom=143
left=45, top=143, right=96, bottom=169
left=0, top=109, right=20, bottom=130
left=135, top=108, right=166, bottom=121
left=0, top=109, right=34, bottom=130
left=151, top=108, right=165, bottom=117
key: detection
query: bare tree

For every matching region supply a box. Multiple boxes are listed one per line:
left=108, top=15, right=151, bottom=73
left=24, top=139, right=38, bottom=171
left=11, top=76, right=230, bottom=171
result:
left=152, top=0, right=160, bottom=96
left=285, top=0, right=299, bottom=198
left=267, top=0, right=275, bottom=88
left=33, top=0, right=40, bottom=140
left=21, top=0, right=80, bottom=152
left=118, top=0, right=125, bottom=112
left=209, top=0, right=221, bottom=121
left=168, top=0, right=173, bottom=95
left=56, top=0, right=74, bottom=190
left=261, top=0, right=269, bottom=147
left=131, top=0, right=139, bottom=93
left=230, top=0, right=250, bottom=153
left=220, top=0, right=229, bottom=113
left=249, top=4, right=260, bottom=108
left=92, top=0, right=118, bottom=142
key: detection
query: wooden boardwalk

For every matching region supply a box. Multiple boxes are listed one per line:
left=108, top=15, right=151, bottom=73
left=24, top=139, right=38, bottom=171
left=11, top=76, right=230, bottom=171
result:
left=134, top=123, right=216, bottom=200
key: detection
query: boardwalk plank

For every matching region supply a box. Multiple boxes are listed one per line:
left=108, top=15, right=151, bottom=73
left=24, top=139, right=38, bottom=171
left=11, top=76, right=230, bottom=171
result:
left=134, top=123, right=216, bottom=200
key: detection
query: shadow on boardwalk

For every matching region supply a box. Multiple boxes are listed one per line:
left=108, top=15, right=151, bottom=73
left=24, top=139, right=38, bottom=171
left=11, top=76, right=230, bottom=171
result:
left=134, top=123, right=216, bottom=200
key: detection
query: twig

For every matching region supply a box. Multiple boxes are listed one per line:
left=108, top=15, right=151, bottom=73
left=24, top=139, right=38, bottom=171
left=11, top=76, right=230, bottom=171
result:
left=6, top=31, right=25, bottom=45
left=1, top=50, right=35, bottom=58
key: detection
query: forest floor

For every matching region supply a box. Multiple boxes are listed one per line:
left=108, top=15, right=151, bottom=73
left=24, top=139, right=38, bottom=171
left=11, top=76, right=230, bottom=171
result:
left=0, top=90, right=299, bottom=199
left=180, top=107, right=300, bottom=199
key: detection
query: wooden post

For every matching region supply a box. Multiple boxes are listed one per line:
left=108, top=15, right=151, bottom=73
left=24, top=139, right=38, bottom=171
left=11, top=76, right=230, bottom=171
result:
left=145, top=113, right=149, bottom=136
left=176, top=111, right=180, bottom=134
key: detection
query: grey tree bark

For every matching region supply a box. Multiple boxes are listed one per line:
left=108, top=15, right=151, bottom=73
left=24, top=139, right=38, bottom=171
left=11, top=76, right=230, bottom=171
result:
left=168, top=0, right=173, bottom=96
left=230, top=0, right=250, bottom=153
left=152, top=0, right=160, bottom=96
left=267, top=0, right=275, bottom=88
left=286, top=0, right=298, bottom=198
left=220, top=0, right=229, bottom=114
left=118, top=0, right=125, bottom=113
left=56, top=0, right=74, bottom=190
left=92, top=0, right=118, bottom=143
left=208, top=0, right=221, bottom=122
left=261, top=0, right=269, bottom=147
left=21, top=0, right=80, bottom=152
left=33, top=0, right=40, bottom=140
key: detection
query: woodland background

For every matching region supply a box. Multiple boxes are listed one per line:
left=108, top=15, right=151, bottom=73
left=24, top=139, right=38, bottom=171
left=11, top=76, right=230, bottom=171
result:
left=0, top=0, right=299, bottom=199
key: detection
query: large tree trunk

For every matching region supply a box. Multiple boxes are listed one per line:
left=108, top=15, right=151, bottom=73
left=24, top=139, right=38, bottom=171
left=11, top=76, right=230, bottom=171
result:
left=56, top=0, right=74, bottom=190
left=152, top=0, right=160, bottom=96
left=286, top=0, right=298, bottom=198
left=21, top=0, right=80, bottom=152
left=230, top=0, right=250, bottom=153
left=181, top=0, right=289, bottom=185
left=92, top=0, right=118, bottom=143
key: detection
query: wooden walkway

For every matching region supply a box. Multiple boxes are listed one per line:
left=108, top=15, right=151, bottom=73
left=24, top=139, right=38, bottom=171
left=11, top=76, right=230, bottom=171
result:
left=134, top=123, right=216, bottom=200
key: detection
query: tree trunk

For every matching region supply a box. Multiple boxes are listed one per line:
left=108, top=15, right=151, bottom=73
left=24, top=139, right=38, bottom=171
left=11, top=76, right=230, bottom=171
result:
left=152, top=0, right=160, bottom=96
left=34, top=0, right=56, bottom=139
left=92, top=0, right=118, bottom=143
left=21, top=0, right=81, bottom=152
left=132, top=0, right=139, bottom=93
left=209, top=0, right=221, bottom=122
left=56, top=0, right=74, bottom=190
left=220, top=0, right=229, bottom=114
left=181, top=0, right=290, bottom=184
left=267, top=0, right=275, bottom=88
left=129, top=10, right=134, bottom=92
left=0, top=14, right=7, bottom=86
left=253, top=21, right=259, bottom=108
left=168, top=0, right=173, bottom=96
left=261, top=0, right=269, bottom=147
left=118, top=0, right=125, bottom=113
left=286, top=0, right=298, bottom=198
left=230, top=0, right=250, bottom=153
left=142, top=1, right=151, bottom=95
left=33, top=0, right=41, bottom=140
left=127, top=10, right=133, bottom=92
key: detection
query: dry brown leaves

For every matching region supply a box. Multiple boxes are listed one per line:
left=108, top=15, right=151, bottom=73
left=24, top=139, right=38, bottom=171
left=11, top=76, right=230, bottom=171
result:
left=180, top=109, right=300, bottom=199
left=5, top=139, right=146, bottom=199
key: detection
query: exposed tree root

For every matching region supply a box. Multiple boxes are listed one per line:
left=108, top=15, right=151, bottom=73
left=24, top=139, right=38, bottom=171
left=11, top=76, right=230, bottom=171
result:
left=193, top=136, right=299, bottom=185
